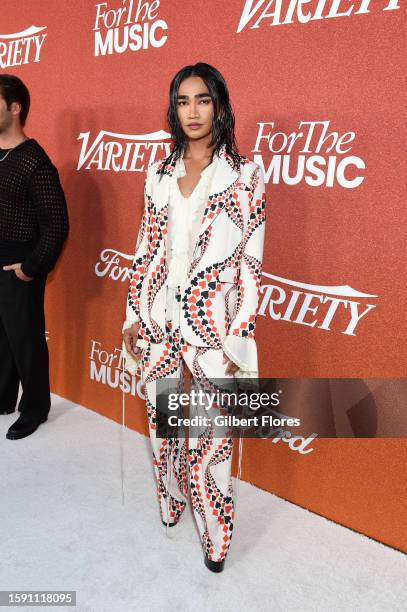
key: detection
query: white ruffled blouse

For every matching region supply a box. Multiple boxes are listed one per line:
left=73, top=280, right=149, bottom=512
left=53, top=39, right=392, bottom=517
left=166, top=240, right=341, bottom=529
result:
left=165, top=152, right=216, bottom=322
left=166, top=151, right=258, bottom=378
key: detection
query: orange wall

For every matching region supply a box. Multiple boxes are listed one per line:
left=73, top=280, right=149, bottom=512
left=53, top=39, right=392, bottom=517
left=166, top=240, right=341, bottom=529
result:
left=2, top=0, right=405, bottom=553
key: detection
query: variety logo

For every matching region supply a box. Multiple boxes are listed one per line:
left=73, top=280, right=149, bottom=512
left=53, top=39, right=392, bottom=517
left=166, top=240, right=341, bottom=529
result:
left=95, top=248, right=377, bottom=336
left=89, top=339, right=145, bottom=395
left=77, top=129, right=171, bottom=171
left=252, top=120, right=366, bottom=188
left=93, top=0, right=168, bottom=57
left=237, top=0, right=400, bottom=33
left=0, top=25, right=47, bottom=68
left=259, top=272, right=377, bottom=336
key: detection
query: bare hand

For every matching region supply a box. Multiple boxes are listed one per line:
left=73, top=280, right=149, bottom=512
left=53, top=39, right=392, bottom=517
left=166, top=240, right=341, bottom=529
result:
left=2, top=263, right=33, bottom=281
left=123, top=322, right=144, bottom=360
left=222, top=351, right=240, bottom=376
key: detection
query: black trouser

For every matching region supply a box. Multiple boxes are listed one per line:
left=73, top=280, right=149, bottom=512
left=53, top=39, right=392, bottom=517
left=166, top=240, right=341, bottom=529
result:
left=0, top=268, right=50, bottom=420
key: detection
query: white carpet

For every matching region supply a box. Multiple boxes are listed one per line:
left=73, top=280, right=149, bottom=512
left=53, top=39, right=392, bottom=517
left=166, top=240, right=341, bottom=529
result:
left=0, top=394, right=406, bottom=612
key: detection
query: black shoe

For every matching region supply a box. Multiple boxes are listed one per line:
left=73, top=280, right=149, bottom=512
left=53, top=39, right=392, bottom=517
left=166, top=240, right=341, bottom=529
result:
left=204, top=554, right=226, bottom=573
left=162, top=520, right=177, bottom=527
left=0, top=407, right=15, bottom=415
left=6, top=414, right=48, bottom=440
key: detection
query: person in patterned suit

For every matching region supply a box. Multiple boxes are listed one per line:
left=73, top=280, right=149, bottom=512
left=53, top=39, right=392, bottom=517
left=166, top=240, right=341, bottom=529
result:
left=123, top=62, right=266, bottom=572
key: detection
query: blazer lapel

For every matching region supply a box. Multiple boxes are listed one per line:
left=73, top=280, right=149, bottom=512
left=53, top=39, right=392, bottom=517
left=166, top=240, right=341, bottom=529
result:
left=151, top=143, right=240, bottom=248
left=197, top=146, right=239, bottom=237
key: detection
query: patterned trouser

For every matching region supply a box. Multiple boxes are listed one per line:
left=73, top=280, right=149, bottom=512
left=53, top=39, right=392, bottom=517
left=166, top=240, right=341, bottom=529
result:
left=139, top=314, right=238, bottom=563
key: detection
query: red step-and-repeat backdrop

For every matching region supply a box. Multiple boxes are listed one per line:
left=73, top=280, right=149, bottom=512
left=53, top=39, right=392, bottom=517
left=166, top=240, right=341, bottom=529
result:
left=1, top=1, right=405, bottom=552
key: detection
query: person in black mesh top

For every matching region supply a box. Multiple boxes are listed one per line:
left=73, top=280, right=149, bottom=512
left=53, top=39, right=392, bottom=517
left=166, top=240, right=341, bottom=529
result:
left=0, top=74, right=69, bottom=440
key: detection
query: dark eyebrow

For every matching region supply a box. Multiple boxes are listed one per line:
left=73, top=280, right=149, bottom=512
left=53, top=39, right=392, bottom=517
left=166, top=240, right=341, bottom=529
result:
left=176, top=93, right=212, bottom=100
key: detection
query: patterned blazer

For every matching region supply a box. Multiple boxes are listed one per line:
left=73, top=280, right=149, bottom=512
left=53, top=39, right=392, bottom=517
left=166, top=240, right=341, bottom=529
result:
left=122, top=143, right=266, bottom=374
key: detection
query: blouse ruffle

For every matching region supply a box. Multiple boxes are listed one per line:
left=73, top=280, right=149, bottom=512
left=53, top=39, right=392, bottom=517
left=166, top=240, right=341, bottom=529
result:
left=165, top=154, right=217, bottom=323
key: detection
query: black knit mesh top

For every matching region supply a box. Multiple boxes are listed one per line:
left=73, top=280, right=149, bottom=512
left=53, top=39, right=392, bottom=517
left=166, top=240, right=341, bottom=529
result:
left=0, top=138, right=69, bottom=277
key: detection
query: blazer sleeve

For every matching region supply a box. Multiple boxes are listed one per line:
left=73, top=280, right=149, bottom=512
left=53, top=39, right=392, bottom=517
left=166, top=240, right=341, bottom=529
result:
left=122, top=166, right=153, bottom=333
left=223, top=164, right=266, bottom=375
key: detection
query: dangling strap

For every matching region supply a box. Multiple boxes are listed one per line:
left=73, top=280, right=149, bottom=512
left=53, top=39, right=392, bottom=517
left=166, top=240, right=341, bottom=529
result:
left=121, top=349, right=126, bottom=506
left=234, top=431, right=244, bottom=521
left=165, top=437, right=173, bottom=539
